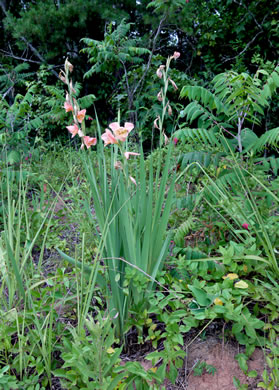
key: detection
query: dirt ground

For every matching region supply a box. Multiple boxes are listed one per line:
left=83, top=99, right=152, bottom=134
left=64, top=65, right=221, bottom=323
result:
left=139, top=336, right=265, bottom=390
left=184, top=337, right=265, bottom=390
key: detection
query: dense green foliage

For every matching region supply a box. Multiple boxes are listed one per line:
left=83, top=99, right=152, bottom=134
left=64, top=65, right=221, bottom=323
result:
left=1, top=0, right=278, bottom=131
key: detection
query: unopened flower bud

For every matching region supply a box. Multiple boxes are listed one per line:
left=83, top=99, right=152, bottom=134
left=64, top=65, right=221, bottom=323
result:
left=169, top=78, right=178, bottom=91
left=65, top=58, right=74, bottom=73
left=114, top=161, right=123, bottom=170
left=163, top=132, right=169, bottom=145
left=156, top=65, right=165, bottom=79
left=157, top=90, right=163, bottom=102
left=129, top=176, right=137, bottom=186
left=70, top=80, right=76, bottom=94
left=59, top=71, right=66, bottom=84
left=154, top=116, right=160, bottom=129
left=173, top=51, right=180, bottom=60
left=167, top=103, right=172, bottom=116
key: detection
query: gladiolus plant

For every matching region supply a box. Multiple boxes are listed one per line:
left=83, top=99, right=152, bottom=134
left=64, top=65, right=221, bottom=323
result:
left=60, top=58, right=177, bottom=340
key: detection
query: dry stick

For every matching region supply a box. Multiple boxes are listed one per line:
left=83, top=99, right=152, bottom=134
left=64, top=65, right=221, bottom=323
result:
left=0, top=49, right=42, bottom=64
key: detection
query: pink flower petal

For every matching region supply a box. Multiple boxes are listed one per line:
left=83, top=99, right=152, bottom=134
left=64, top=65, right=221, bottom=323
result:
left=83, top=136, right=97, bottom=149
left=109, top=122, right=120, bottom=132
left=101, top=129, right=118, bottom=146
left=64, top=101, right=73, bottom=112
left=124, top=122, right=134, bottom=132
left=124, top=152, right=140, bottom=160
left=78, top=129, right=84, bottom=137
left=129, top=176, right=137, bottom=186
left=77, top=109, right=86, bottom=123
left=66, top=124, right=79, bottom=138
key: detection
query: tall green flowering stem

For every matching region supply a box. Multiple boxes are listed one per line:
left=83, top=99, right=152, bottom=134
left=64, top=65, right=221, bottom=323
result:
left=61, top=55, right=178, bottom=339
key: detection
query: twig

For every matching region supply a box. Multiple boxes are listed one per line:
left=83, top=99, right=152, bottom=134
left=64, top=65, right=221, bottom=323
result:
left=133, top=15, right=166, bottom=97
left=21, top=37, right=60, bottom=78
left=0, top=49, right=42, bottom=64
left=222, top=30, right=263, bottom=64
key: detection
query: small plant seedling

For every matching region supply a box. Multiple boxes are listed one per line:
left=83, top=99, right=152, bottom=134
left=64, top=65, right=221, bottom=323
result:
left=193, top=360, right=217, bottom=376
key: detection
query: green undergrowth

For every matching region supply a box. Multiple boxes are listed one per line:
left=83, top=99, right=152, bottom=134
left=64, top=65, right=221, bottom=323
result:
left=0, top=140, right=278, bottom=389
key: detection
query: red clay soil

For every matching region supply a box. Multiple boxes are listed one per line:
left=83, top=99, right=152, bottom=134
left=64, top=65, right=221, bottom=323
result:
left=139, top=337, right=265, bottom=390
left=185, top=337, right=265, bottom=390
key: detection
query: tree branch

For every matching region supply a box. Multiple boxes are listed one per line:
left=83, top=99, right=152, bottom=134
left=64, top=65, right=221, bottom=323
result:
left=0, top=49, right=42, bottom=64
left=132, top=15, right=166, bottom=97
left=0, top=0, right=7, bottom=15
left=222, top=30, right=263, bottom=64
left=21, top=37, right=60, bottom=78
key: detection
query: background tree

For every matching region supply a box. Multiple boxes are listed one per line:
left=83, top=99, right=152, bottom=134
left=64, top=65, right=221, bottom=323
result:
left=0, top=0, right=278, bottom=137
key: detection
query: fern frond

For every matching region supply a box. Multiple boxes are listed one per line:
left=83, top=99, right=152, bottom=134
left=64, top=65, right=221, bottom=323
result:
left=179, top=101, right=219, bottom=127
left=180, top=85, right=225, bottom=114
left=174, top=127, right=222, bottom=147
left=252, top=127, right=279, bottom=152
left=174, top=216, right=195, bottom=247
left=178, top=151, right=225, bottom=170
left=261, top=65, right=279, bottom=100
left=78, top=94, right=96, bottom=109
left=180, top=247, right=207, bottom=260
left=203, top=169, right=249, bottom=204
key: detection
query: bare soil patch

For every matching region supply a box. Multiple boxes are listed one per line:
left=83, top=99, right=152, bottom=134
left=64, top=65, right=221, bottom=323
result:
left=183, top=337, right=265, bottom=390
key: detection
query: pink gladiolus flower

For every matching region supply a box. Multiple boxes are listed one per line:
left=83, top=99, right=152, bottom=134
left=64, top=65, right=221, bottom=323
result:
left=109, top=122, right=134, bottom=142
left=64, top=101, right=73, bottom=112
left=124, top=152, right=140, bottom=160
left=242, top=223, right=249, bottom=230
left=77, top=109, right=86, bottom=123
left=66, top=123, right=79, bottom=138
left=101, top=129, right=118, bottom=146
left=83, top=136, right=97, bottom=149
left=78, top=129, right=85, bottom=137
left=173, top=137, right=178, bottom=145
